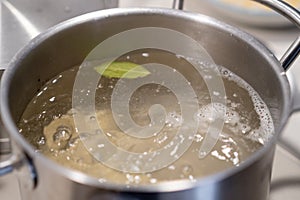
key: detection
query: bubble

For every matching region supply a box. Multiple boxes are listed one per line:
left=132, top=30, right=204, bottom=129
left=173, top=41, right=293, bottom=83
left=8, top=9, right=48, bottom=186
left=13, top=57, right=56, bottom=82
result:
left=170, top=145, right=179, bottom=156
left=221, top=146, right=231, bottom=157
left=232, top=152, right=240, bottom=165
left=168, top=165, right=176, bottom=170
left=189, top=175, right=195, bottom=182
left=196, top=103, right=229, bottom=126
left=142, top=53, right=149, bottom=57
left=213, top=91, right=220, bottom=96
left=211, top=150, right=226, bottom=161
left=258, top=138, right=265, bottom=145
left=150, top=178, right=157, bottom=184
left=204, top=75, right=212, bottom=80
left=97, top=84, right=103, bottom=89
left=165, top=112, right=183, bottom=128
left=52, top=78, right=58, bottom=84
left=105, top=132, right=112, bottom=137
left=230, top=102, right=239, bottom=108
left=98, top=178, right=107, bottom=183
left=225, top=110, right=240, bottom=125
left=68, top=137, right=78, bottom=147
left=37, top=136, right=46, bottom=146
left=219, top=65, right=274, bottom=143
left=126, top=174, right=142, bottom=184
left=222, top=69, right=229, bottom=76
left=182, top=165, right=193, bottom=176
left=36, top=91, right=43, bottom=97
left=194, top=134, right=203, bottom=142
left=53, top=126, right=72, bottom=146
left=199, top=151, right=207, bottom=158
left=239, top=124, right=251, bottom=134
left=125, top=174, right=134, bottom=184
left=134, top=175, right=141, bottom=183
left=49, top=97, right=56, bottom=102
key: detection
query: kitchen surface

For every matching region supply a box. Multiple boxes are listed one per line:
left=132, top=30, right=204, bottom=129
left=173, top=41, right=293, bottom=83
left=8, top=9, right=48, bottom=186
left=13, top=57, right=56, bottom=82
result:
left=1, top=0, right=300, bottom=199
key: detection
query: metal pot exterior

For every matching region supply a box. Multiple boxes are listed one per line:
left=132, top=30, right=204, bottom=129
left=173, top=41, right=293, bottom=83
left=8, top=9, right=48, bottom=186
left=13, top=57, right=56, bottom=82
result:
left=1, top=8, right=291, bottom=200
left=25, top=146, right=275, bottom=200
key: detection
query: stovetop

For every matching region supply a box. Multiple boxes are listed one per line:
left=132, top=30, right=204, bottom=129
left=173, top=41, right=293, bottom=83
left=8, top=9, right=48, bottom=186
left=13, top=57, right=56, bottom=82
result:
left=1, top=1, right=300, bottom=199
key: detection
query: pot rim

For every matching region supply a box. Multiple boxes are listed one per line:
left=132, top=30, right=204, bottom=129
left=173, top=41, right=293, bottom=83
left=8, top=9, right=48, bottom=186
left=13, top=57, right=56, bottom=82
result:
left=0, top=7, right=292, bottom=192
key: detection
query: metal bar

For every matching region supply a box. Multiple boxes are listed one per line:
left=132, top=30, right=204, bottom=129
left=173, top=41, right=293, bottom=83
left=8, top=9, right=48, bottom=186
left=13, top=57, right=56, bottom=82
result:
left=253, top=0, right=300, bottom=71
left=0, top=138, right=11, bottom=154
left=281, top=36, right=300, bottom=71
left=172, top=0, right=184, bottom=10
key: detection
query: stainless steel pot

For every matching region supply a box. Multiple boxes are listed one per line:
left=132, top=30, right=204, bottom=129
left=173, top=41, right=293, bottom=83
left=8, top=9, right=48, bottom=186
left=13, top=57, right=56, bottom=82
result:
left=1, top=0, right=300, bottom=199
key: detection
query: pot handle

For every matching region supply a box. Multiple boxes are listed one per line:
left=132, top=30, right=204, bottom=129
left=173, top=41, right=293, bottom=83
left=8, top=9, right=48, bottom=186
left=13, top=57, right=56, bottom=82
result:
left=0, top=70, right=37, bottom=191
left=252, top=0, right=300, bottom=71
left=172, top=0, right=184, bottom=10
left=253, top=0, right=300, bottom=112
left=0, top=69, right=16, bottom=176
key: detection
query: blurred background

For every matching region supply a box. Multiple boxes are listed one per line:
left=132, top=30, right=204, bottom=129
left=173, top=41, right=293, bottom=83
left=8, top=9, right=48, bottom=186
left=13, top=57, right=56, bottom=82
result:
left=1, top=0, right=300, bottom=199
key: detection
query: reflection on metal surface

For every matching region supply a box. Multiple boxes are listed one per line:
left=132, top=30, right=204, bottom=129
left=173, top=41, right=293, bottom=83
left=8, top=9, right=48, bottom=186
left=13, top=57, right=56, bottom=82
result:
left=0, top=138, right=10, bottom=154
left=3, top=1, right=40, bottom=38
left=172, top=0, right=184, bottom=10
left=7, top=0, right=118, bottom=30
left=271, top=178, right=300, bottom=191
left=270, top=146, right=300, bottom=200
left=270, top=179, right=300, bottom=200
left=278, top=138, right=300, bottom=160
left=0, top=0, right=117, bottom=68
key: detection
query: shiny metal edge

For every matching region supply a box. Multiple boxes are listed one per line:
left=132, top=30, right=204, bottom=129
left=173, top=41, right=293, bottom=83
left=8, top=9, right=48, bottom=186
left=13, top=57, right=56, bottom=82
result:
left=0, top=7, right=292, bottom=192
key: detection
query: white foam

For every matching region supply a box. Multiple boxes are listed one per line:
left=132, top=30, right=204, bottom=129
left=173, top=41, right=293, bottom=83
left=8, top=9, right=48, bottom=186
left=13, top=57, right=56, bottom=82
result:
left=190, top=61, right=274, bottom=144
left=218, top=66, right=274, bottom=143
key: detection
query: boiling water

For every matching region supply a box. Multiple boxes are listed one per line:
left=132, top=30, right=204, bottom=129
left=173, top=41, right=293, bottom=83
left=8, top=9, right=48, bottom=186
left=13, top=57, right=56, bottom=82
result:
left=18, top=49, right=274, bottom=185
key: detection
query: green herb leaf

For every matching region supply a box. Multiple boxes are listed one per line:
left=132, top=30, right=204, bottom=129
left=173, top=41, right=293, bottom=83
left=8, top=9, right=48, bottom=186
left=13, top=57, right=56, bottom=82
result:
left=94, top=62, right=151, bottom=79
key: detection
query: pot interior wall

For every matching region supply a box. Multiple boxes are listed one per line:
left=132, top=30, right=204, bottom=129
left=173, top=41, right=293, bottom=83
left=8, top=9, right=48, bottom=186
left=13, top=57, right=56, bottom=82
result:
left=6, top=9, right=286, bottom=139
